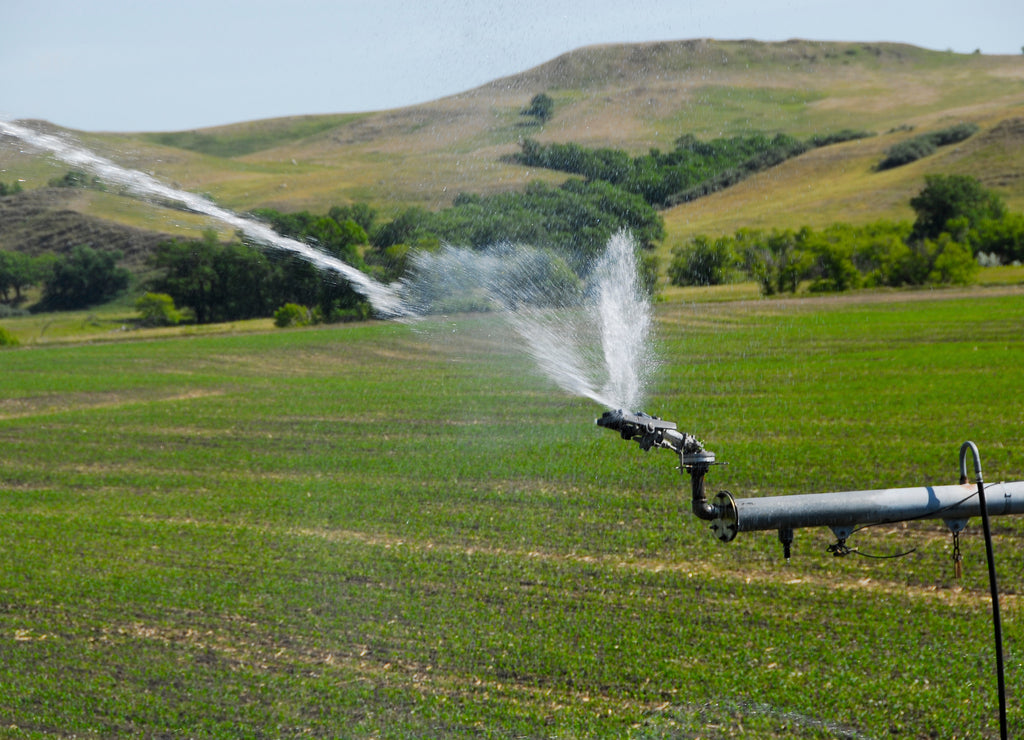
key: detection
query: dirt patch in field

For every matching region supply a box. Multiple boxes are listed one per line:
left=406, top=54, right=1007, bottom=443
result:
left=0, top=388, right=225, bottom=420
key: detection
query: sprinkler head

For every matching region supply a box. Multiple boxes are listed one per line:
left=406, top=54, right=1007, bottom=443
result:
left=597, top=409, right=675, bottom=441
left=596, top=409, right=711, bottom=460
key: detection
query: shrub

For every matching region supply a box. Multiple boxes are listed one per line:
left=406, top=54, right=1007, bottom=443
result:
left=274, top=303, right=311, bottom=328
left=926, top=235, right=978, bottom=285
left=878, top=123, right=979, bottom=170
left=929, top=122, right=979, bottom=146
left=325, top=304, right=371, bottom=323
left=0, top=326, right=19, bottom=347
left=970, top=213, right=1024, bottom=264
left=807, top=129, right=875, bottom=147
left=47, top=170, right=103, bottom=189
left=668, top=235, right=739, bottom=286
left=878, top=137, right=937, bottom=169
left=135, top=292, right=184, bottom=327
left=0, top=180, right=23, bottom=196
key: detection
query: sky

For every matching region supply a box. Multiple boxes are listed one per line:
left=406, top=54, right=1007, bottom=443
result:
left=2, top=0, right=1022, bottom=133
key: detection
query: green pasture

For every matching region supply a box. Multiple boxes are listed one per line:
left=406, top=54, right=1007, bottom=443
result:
left=1, top=288, right=1023, bottom=738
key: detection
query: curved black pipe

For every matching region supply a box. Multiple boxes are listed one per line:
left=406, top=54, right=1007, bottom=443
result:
left=960, top=441, right=1007, bottom=740
left=687, top=462, right=718, bottom=521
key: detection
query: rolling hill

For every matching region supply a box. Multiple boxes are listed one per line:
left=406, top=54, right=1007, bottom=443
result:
left=2, top=38, right=1023, bottom=270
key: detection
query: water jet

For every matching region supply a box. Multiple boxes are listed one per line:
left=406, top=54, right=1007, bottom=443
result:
left=1, top=119, right=653, bottom=411
left=0, top=118, right=408, bottom=317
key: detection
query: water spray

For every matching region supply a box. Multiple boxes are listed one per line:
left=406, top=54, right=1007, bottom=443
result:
left=0, top=118, right=408, bottom=318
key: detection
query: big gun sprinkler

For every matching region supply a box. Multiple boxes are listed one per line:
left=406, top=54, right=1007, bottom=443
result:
left=597, top=408, right=1021, bottom=738
left=596, top=408, right=1024, bottom=559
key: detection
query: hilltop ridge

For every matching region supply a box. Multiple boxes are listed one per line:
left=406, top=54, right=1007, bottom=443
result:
left=1, top=39, right=1023, bottom=264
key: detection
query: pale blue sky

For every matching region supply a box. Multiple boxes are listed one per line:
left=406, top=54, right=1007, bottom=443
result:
left=2, top=0, right=1022, bottom=132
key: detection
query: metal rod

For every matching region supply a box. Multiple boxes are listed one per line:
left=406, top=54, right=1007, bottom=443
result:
left=960, top=441, right=1007, bottom=740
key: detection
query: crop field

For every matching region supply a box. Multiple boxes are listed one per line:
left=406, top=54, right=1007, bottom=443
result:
left=1, top=287, right=1024, bottom=738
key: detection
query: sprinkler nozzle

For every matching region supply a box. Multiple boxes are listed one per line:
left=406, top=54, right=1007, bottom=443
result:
left=596, top=409, right=709, bottom=459
left=597, top=409, right=674, bottom=440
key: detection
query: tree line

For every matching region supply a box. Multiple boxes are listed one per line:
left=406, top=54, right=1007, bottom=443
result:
left=512, top=130, right=873, bottom=208
left=668, top=174, right=1023, bottom=294
left=0, top=245, right=129, bottom=312
left=147, top=230, right=369, bottom=325
left=145, top=178, right=664, bottom=324
left=2, top=122, right=1016, bottom=326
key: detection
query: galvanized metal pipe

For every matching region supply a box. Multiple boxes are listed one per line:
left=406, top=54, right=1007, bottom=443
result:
left=708, top=480, right=1024, bottom=542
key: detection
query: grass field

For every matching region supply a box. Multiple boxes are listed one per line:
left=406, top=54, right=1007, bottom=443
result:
left=1, top=286, right=1023, bottom=738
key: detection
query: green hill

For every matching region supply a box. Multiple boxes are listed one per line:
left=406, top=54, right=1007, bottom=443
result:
left=2, top=39, right=1023, bottom=269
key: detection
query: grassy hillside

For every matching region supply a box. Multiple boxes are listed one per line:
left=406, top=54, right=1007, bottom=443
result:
left=1, top=39, right=1023, bottom=267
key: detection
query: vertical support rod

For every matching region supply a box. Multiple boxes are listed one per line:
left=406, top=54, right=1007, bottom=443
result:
left=960, top=441, right=1007, bottom=740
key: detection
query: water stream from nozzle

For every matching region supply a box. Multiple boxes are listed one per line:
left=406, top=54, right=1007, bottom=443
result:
left=0, top=118, right=408, bottom=317
left=402, top=232, right=653, bottom=411
left=2, top=119, right=653, bottom=410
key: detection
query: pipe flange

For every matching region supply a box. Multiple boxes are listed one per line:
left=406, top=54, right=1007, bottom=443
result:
left=682, top=450, right=717, bottom=467
left=709, top=490, right=738, bottom=542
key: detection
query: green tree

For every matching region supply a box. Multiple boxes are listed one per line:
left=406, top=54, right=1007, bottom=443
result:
left=371, top=206, right=438, bottom=249
left=637, top=252, right=660, bottom=297
left=522, top=93, right=554, bottom=123
left=206, top=242, right=276, bottom=322
left=364, top=243, right=410, bottom=283
left=150, top=229, right=372, bottom=325
left=910, top=175, right=1006, bottom=241
left=850, top=221, right=915, bottom=286
left=152, top=237, right=275, bottom=323
left=0, top=251, right=49, bottom=303
left=39, top=245, right=130, bottom=310
left=252, top=207, right=367, bottom=262
left=329, top=203, right=377, bottom=235
left=734, top=228, right=815, bottom=295
left=148, top=232, right=221, bottom=323
left=668, top=235, right=739, bottom=286
left=806, top=227, right=861, bottom=293
left=306, top=216, right=366, bottom=262
left=0, top=326, right=18, bottom=347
